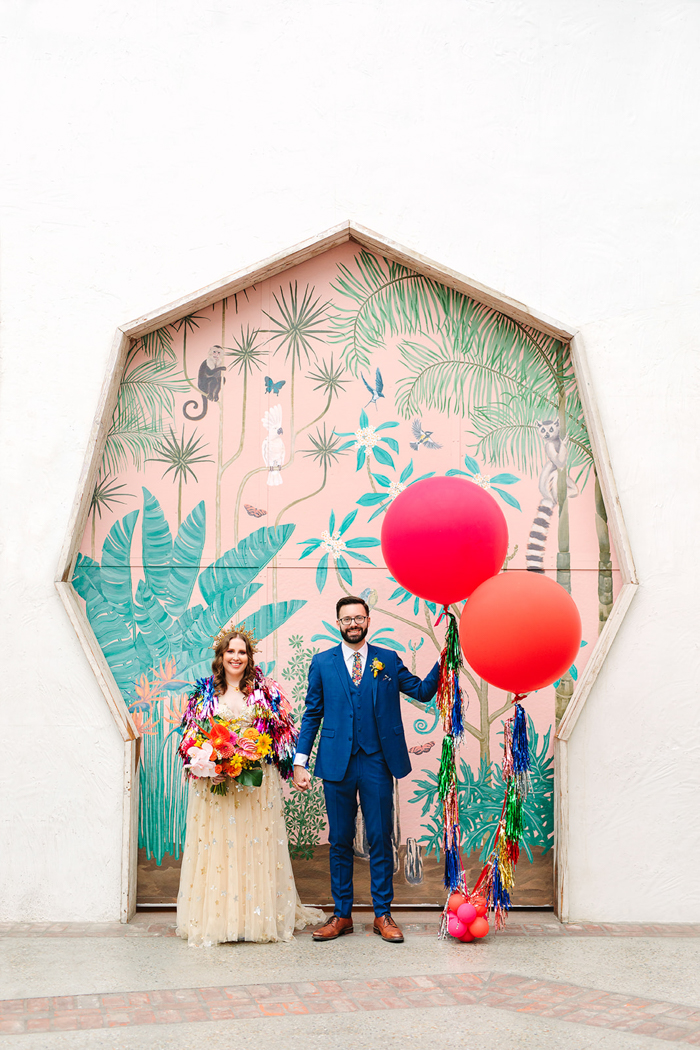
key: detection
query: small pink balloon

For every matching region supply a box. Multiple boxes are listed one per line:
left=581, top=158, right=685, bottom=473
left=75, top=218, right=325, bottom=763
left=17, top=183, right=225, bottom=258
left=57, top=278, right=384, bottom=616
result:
left=459, top=929, right=475, bottom=942
left=447, top=914, right=467, bottom=939
left=456, top=902, right=477, bottom=926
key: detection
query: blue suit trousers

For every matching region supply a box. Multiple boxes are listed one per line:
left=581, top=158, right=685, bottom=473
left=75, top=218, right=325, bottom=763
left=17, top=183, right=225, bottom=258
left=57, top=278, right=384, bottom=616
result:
left=322, top=748, right=395, bottom=918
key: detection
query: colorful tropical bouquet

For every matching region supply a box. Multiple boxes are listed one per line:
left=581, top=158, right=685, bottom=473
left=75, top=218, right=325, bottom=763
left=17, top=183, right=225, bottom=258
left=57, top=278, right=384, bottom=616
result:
left=178, top=669, right=298, bottom=795
left=179, top=713, right=272, bottom=794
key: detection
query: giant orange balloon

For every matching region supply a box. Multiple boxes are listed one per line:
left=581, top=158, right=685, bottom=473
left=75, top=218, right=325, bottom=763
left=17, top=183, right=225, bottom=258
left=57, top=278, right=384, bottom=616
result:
left=460, top=572, right=582, bottom=693
left=381, top=477, right=508, bottom=606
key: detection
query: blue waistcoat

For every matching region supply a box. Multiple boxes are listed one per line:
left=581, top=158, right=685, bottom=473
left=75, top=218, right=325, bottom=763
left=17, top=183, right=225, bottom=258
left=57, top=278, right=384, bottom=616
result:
left=349, top=669, right=381, bottom=755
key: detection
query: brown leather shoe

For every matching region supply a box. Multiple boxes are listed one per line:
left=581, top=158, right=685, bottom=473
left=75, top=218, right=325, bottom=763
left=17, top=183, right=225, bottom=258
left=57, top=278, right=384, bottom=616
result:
left=373, top=913, right=404, bottom=943
left=312, top=915, right=354, bottom=941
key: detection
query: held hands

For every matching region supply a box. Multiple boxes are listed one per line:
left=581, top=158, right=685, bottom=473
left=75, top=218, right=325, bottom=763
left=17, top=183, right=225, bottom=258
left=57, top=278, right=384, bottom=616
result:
left=293, top=765, right=312, bottom=792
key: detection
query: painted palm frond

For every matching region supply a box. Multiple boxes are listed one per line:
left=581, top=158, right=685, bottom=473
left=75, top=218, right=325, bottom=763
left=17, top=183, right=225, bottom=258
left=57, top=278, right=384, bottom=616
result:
left=148, top=426, right=213, bottom=484
left=113, top=357, right=188, bottom=432
left=306, top=354, right=349, bottom=401
left=469, top=397, right=593, bottom=480
left=263, top=281, right=333, bottom=366
left=302, top=424, right=348, bottom=471
left=225, top=324, right=267, bottom=374
left=138, top=325, right=175, bottom=362
left=330, top=250, right=457, bottom=375
left=102, top=420, right=165, bottom=474
left=90, top=475, right=133, bottom=519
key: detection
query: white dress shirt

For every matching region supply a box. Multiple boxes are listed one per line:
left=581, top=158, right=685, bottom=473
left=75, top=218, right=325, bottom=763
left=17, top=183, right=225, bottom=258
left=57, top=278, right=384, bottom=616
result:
left=293, top=642, right=369, bottom=767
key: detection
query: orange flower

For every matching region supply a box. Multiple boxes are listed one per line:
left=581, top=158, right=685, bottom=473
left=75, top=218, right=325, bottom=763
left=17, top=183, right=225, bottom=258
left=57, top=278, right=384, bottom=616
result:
left=242, top=726, right=260, bottom=740
left=208, top=723, right=233, bottom=750
left=226, top=756, right=243, bottom=777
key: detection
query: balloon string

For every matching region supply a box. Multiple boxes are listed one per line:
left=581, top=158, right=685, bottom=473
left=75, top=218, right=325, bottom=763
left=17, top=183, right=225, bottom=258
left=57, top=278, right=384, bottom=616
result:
left=434, top=605, right=448, bottom=627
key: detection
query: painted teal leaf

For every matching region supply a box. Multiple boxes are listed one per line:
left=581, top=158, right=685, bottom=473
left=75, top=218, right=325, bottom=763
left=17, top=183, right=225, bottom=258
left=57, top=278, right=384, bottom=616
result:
left=356, top=447, right=366, bottom=471
left=371, top=473, right=392, bottom=488
left=179, top=604, right=204, bottom=636
left=490, top=473, right=520, bottom=485
left=299, top=543, right=321, bottom=560
left=84, top=588, right=141, bottom=690
left=133, top=580, right=172, bottom=661
left=413, top=596, right=420, bottom=615
left=410, top=472, right=436, bottom=484
left=141, top=488, right=173, bottom=599
left=425, top=601, right=437, bottom=614
left=336, top=555, right=353, bottom=586
left=310, top=633, right=342, bottom=645
left=101, top=510, right=138, bottom=608
left=337, top=439, right=356, bottom=451
left=570, top=664, right=578, bottom=681
left=372, top=445, right=395, bottom=467
left=357, top=493, right=388, bottom=507
left=492, top=487, right=521, bottom=511
left=72, top=553, right=103, bottom=599
left=345, top=550, right=375, bottom=564
left=339, top=510, right=357, bottom=535
left=198, top=525, right=294, bottom=605
left=380, top=436, right=399, bottom=454
left=321, top=620, right=341, bottom=636
left=359, top=409, right=369, bottom=428
left=244, top=599, right=306, bottom=640
left=328, top=510, right=336, bottom=535
left=464, top=455, right=480, bottom=473
left=375, top=421, right=399, bottom=431
left=445, top=468, right=469, bottom=477
left=345, top=536, right=380, bottom=548
left=367, top=502, right=390, bottom=522
left=373, top=636, right=406, bottom=652
left=164, top=500, right=206, bottom=618
left=388, top=587, right=404, bottom=600
left=399, top=460, right=414, bottom=483
left=316, top=552, right=329, bottom=593
left=181, top=582, right=263, bottom=648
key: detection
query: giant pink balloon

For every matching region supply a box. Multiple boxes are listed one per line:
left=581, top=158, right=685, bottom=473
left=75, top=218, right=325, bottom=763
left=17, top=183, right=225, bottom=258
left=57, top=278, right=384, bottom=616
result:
left=460, top=571, right=582, bottom=693
left=381, top=477, right=509, bottom=606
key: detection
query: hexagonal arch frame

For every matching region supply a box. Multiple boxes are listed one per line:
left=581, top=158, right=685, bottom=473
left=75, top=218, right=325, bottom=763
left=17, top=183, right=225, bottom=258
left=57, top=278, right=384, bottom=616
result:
left=56, top=221, right=638, bottom=922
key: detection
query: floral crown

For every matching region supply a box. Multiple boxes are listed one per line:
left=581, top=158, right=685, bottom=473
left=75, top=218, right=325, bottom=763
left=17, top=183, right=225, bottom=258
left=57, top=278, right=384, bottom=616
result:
left=211, top=622, right=260, bottom=653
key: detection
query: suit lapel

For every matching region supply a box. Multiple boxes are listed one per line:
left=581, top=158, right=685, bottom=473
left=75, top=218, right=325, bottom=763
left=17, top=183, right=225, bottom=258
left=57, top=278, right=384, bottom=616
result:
left=367, top=644, right=379, bottom=707
left=332, top=645, right=351, bottom=702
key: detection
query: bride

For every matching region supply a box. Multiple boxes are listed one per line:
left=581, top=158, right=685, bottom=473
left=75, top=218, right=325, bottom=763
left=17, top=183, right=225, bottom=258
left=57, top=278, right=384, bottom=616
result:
left=176, top=624, right=324, bottom=946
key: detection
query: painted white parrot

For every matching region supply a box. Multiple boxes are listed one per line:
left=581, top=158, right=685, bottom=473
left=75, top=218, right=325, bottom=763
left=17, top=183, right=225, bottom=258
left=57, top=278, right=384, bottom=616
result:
left=262, top=404, right=285, bottom=486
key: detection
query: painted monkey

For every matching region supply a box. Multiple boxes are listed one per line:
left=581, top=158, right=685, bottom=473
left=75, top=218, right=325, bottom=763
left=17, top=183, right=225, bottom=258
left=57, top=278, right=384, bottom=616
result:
left=183, top=346, right=226, bottom=420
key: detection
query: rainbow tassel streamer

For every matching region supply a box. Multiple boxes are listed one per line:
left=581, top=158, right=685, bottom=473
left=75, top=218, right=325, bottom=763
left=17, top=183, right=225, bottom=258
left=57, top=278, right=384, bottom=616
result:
left=471, top=699, right=531, bottom=930
left=435, top=611, right=467, bottom=901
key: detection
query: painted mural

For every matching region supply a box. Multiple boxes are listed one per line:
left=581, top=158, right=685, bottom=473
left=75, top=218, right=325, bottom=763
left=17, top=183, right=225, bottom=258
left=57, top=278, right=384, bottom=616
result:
left=74, top=243, right=620, bottom=905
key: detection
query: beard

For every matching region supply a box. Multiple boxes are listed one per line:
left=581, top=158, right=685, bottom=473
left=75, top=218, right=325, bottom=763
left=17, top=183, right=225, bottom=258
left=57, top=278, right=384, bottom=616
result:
left=340, top=623, right=368, bottom=645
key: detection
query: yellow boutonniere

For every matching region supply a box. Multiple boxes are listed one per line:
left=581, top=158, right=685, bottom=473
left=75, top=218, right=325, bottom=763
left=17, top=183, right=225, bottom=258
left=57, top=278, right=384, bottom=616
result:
left=371, top=657, right=385, bottom=678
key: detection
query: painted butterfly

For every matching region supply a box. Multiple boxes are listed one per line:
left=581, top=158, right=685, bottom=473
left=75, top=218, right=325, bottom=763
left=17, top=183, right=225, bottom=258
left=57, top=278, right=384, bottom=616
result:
left=244, top=504, right=267, bottom=518
left=264, top=377, right=286, bottom=396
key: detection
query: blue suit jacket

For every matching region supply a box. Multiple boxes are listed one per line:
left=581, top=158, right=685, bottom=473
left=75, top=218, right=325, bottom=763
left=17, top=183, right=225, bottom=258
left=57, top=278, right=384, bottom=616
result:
left=295, top=644, right=440, bottom=782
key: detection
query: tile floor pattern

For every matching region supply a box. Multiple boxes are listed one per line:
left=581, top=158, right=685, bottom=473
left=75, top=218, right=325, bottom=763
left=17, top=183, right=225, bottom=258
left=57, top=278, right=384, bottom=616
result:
left=1, top=919, right=699, bottom=938
left=3, top=972, right=700, bottom=1041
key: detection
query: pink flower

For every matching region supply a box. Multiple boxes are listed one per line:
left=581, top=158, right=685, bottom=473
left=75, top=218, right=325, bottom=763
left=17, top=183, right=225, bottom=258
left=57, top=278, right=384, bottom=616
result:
left=184, top=742, right=217, bottom=778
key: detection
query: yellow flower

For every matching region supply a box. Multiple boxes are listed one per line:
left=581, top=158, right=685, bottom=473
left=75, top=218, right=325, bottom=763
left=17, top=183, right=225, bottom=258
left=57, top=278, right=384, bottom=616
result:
left=371, top=657, right=385, bottom=678
left=256, top=733, right=272, bottom=757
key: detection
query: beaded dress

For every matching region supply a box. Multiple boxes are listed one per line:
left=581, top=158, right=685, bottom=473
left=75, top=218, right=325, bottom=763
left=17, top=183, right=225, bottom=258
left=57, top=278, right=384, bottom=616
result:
left=176, top=697, right=324, bottom=947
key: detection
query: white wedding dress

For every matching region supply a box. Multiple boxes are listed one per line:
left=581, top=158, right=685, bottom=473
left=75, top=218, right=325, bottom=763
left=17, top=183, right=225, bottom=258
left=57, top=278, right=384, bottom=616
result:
left=176, top=701, right=324, bottom=946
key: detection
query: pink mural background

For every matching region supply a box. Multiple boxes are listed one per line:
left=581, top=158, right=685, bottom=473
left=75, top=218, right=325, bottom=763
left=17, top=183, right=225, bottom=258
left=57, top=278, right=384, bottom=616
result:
left=76, top=241, right=620, bottom=905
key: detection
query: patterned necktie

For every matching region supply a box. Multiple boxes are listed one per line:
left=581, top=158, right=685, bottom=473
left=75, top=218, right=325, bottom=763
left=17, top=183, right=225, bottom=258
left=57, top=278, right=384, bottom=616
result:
left=351, top=651, right=362, bottom=686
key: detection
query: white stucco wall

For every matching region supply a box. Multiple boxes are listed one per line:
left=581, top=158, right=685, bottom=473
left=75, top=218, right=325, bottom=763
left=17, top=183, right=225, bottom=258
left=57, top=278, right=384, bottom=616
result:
left=1, top=0, right=698, bottom=922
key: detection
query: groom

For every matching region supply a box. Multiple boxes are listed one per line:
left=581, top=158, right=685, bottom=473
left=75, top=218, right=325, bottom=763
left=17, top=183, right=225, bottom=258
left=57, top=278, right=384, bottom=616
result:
left=293, top=596, right=439, bottom=943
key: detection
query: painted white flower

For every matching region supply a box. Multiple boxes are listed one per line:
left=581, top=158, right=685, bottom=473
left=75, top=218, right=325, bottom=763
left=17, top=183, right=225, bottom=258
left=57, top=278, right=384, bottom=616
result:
left=354, top=425, right=378, bottom=450
left=321, top=530, right=346, bottom=557
left=388, top=480, right=406, bottom=500
left=184, top=741, right=217, bottom=778
left=472, top=473, right=492, bottom=490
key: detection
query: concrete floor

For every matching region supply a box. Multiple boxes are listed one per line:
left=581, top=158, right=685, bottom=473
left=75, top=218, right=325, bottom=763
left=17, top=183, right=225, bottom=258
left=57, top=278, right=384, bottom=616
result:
left=2, top=910, right=700, bottom=1048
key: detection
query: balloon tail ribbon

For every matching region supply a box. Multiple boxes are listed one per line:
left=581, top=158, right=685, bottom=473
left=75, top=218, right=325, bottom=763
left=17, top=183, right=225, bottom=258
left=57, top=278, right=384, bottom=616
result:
left=435, top=612, right=467, bottom=913
left=470, top=700, right=531, bottom=930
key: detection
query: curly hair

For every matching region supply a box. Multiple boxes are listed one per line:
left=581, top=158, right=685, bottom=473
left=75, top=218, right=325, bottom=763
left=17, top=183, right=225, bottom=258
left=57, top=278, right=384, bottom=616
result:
left=212, top=630, right=257, bottom=696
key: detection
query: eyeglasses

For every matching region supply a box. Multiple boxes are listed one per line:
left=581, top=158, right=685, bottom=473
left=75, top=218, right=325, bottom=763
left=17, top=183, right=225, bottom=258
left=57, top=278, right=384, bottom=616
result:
left=338, top=615, right=368, bottom=626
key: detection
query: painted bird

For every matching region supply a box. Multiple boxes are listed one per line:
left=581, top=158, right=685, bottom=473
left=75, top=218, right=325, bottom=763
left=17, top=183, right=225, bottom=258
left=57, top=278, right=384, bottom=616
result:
left=361, top=368, right=384, bottom=408
left=409, top=418, right=442, bottom=450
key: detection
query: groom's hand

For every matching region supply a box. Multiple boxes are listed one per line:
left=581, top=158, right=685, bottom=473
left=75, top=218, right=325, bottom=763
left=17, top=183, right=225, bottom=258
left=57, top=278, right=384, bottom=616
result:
left=293, top=766, right=311, bottom=792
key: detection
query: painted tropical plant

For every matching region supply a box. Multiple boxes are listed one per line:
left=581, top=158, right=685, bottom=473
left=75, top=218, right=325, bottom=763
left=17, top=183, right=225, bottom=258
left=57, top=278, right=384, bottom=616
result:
left=88, top=475, right=132, bottom=559
left=446, top=455, right=521, bottom=511
left=149, top=426, right=213, bottom=527
left=355, top=458, right=436, bottom=522
left=281, top=635, right=327, bottom=859
left=297, top=508, right=381, bottom=592
left=72, top=490, right=306, bottom=864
